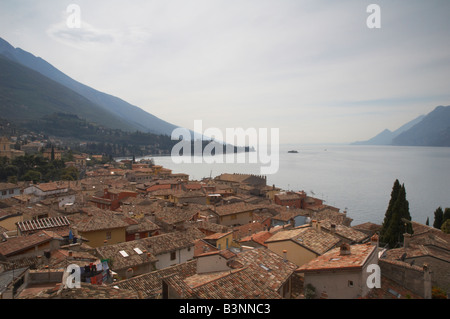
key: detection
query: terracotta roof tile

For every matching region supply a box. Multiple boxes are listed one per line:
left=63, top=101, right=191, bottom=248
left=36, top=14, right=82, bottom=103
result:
left=266, top=226, right=340, bottom=255
left=298, top=243, right=377, bottom=273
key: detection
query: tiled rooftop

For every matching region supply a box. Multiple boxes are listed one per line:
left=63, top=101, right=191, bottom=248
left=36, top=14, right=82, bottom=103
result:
left=0, top=230, right=63, bottom=257
left=298, top=243, right=377, bottom=273
left=319, top=219, right=369, bottom=243
left=111, top=260, right=197, bottom=299
left=265, top=225, right=340, bottom=255
left=141, top=227, right=205, bottom=256
left=213, top=202, right=261, bottom=216
left=171, top=247, right=297, bottom=299
left=20, top=282, right=140, bottom=299
left=68, top=207, right=129, bottom=232
left=95, top=240, right=158, bottom=271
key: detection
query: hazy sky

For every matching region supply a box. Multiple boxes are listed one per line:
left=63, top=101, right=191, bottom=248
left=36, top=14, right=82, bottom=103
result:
left=1, top=0, right=449, bottom=144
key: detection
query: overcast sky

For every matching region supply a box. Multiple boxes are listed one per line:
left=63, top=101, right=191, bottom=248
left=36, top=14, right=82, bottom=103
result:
left=1, top=0, right=449, bottom=144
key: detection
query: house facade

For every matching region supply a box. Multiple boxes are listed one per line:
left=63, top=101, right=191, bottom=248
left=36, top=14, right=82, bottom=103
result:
left=210, top=202, right=260, bottom=227
left=298, top=242, right=379, bottom=299
left=0, top=182, right=21, bottom=200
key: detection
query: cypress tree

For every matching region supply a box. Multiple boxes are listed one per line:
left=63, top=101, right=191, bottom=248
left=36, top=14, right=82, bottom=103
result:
left=380, top=179, right=401, bottom=243
left=380, top=181, right=412, bottom=248
left=444, top=208, right=450, bottom=223
left=399, top=184, right=413, bottom=234
left=433, top=207, right=444, bottom=229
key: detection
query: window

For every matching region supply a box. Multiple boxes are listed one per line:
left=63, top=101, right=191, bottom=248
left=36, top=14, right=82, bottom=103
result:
left=230, top=214, right=237, bottom=220
left=170, top=251, right=176, bottom=260
left=106, top=231, right=112, bottom=240
left=348, top=280, right=354, bottom=287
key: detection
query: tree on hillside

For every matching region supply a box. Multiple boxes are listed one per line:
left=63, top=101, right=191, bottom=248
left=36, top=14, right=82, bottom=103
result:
left=380, top=180, right=413, bottom=248
left=433, top=207, right=444, bottom=229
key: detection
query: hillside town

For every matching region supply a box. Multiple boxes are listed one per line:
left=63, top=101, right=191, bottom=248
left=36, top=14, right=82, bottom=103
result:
left=0, top=136, right=449, bottom=300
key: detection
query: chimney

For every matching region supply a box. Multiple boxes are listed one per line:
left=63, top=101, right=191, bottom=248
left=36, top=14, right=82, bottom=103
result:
left=339, top=243, right=351, bottom=256
left=71, top=226, right=78, bottom=237
left=126, top=268, right=134, bottom=279
left=282, top=250, right=288, bottom=262
left=403, top=233, right=412, bottom=248
left=37, top=255, right=43, bottom=266
left=330, top=224, right=336, bottom=235
left=371, top=234, right=379, bottom=248
left=423, top=264, right=432, bottom=299
left=317, top=221, right=321, bottom=233
left=311, top=220, right=317, bottom=229
left=68, top=251, right=73, bottom=257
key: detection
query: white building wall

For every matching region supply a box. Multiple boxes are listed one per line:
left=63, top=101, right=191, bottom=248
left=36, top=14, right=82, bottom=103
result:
left=155, top=246, right=194, bottom=269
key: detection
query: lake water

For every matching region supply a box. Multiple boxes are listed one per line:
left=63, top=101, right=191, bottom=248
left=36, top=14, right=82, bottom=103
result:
left=141, top=144, right=450, bottom=226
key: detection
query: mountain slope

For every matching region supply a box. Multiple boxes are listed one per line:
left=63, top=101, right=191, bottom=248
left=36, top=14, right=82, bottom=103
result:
left=392, top=105, right=450, bottom=146
left=0, top=37, right=179, bottom=135
left=0, top=54, right=136, bottom=131
left=352, top=114, right=425, bottom=145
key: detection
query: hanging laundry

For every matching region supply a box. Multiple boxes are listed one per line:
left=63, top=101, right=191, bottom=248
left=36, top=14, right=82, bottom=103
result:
left=95, top=274, right=103, bottom=285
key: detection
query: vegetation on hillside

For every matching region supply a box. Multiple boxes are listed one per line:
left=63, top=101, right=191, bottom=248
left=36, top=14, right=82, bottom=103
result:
left=0, top=153, right=79, bottom=183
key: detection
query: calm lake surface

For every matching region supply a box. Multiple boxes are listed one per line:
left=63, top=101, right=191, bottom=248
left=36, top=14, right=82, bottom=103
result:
left=141, top=144, right=450, bottom=226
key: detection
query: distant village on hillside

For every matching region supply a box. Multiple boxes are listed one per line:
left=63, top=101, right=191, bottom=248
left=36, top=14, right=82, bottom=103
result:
left=0, top=135, right=449, bottom=300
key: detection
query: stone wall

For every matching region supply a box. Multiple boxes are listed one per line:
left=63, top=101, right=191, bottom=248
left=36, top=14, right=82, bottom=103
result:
left=379, top=259, right=431, bottom=298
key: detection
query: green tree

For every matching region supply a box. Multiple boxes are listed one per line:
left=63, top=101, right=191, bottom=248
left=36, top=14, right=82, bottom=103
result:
left=380, top=181, right=413, bottom=248
left=22, top=170, right=41, bottom=183
left=380, top=179, right=401, bottom=244
left=61, top=166, right=79, bottom=181
left=433, top=207, right=444, bottom=229
left=441, top=219, right=450, bottom=234
left=444, top=208, right=450, bottom=223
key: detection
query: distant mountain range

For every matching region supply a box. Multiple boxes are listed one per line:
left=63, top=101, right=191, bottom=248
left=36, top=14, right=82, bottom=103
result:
left=0, top=37, right=179, bottom=136
left=352, top=105, right=450, bottom=147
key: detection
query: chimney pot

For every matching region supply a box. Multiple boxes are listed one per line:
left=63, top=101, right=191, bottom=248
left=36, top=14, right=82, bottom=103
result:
left=403, top=233, right=412, bottom=248
left=339, top=243, right=351, bottom=256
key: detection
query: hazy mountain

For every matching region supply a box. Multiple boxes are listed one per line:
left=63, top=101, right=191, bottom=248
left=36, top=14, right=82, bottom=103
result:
left=0, top=37, right=179, bottom=135
left=392, top=105, right=450, bottom=147
left=352, top=114, right=425, bottom=145
left=0, top=54, right=137, bottom=131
